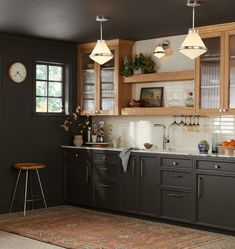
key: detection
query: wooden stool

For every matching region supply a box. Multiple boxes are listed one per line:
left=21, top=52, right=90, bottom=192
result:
left=9, top=163, right=47, bottom=216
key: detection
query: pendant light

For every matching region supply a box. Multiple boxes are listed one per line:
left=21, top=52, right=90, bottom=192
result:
left=179, top=0, right=207, bottom=59
left=153, top=40, right=170, bottom=59
left=90, top=16, right=113, bottom=65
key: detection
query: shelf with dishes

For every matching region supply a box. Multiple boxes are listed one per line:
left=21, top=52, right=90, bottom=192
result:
left=121, top=71, right=195, bottom=116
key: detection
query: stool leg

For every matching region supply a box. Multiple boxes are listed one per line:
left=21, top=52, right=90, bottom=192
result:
left=9, top=170, right=22, bottom=214
left=36, top=169, right=47, bottom=209
left=29, top=171, right=34, bottom=210
left=23, top=170, right=29, bottom=216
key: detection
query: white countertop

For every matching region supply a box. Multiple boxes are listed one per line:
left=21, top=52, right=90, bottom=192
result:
left=62, top=145, right=235, bottom=158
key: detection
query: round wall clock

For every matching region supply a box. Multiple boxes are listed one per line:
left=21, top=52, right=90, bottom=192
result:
left=8, top=62, right=27, bottom=83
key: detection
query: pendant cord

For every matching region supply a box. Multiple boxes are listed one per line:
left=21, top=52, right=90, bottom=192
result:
left=100, top=20, right=103, bottom=41
left=192, top=5, right=195, bottom=29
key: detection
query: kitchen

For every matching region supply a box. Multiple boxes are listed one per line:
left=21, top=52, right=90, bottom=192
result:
left=1, top=0, right=235, bottom=248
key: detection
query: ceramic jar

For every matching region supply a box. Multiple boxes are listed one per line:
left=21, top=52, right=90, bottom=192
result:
left=198, top=140, right=210, bottom=154
left=185, top=92, right=194, bottom=107
left=73, top=135, right=83, bottom=147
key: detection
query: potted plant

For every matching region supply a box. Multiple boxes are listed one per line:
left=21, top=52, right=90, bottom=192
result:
left=122, top=53, right=156, bottom=77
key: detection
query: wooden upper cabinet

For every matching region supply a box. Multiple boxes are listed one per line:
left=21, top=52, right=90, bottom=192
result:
left=195, top=32, right=225, bottom=115
left=195, top=22, right=235, bottom=115
left=77, top=39, right=134, bottom=116
left=224, top=30, right=235, bottom=114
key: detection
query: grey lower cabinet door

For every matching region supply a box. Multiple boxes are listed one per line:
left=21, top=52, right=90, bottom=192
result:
left=66, top=160, right=91, bottom=205
left=120, top=156, right=139, bottom=213
left=139, top=156, right=158, bottom=216
left=197, top=174, right=235, bottom=229
left=93, top=181, right=118, bottom=210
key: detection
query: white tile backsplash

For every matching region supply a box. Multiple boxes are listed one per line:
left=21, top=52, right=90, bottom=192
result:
left=94, top=115, right=235, bottom=153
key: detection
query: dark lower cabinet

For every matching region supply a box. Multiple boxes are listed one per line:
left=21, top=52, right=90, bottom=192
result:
left=65, top=150, right=91, bottom=205
left=120, top=156, right=138, bottom=213
left=197, top=174, right=235, bottom=229
left=93, top=181, right=118, bottom=210
left=120, top=154, right=159, bottom=216
left=64, top=148, right=235, bottom=232
left=92, top=151, right=121, bottom=211
left=161, top=189, right=192, bottom=222
left=139, top=156, right=158, bottom=216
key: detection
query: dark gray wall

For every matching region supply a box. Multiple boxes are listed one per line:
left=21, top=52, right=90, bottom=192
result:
left=0, top=34, right=77, bottom=213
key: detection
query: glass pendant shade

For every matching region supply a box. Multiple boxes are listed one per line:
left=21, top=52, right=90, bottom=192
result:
left=179, top=29, right=207, bottom=59
left=153, top=45, right=165, bottom=58
left=90, top=40, right=113, bottom=65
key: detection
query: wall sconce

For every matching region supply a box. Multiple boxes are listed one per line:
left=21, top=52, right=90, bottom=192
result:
left=90, top=16, right=113, bottom=65
left=153, top=40, right=170, bottom=58
left=179, top=0, right=207, bottom=59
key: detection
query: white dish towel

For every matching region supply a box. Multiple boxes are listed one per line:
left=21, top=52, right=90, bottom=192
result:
left=119, top=147, right=133, bottom=172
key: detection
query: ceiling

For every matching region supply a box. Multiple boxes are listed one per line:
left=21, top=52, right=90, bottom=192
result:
left=0, top=0, right=234, bottom=43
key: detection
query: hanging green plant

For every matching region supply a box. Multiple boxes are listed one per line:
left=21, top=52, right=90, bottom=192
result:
left=121, top=56, right=134, bottom=77
left=121, top=53, right=156, bottom=77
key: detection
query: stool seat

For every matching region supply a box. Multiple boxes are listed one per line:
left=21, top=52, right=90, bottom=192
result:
left=9, top=162, right=47, bottom=216
left=15, top=163, right=46, bottom=170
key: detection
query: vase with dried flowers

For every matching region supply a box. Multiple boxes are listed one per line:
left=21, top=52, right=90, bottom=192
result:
left=60, top=107, right=90, bottom=146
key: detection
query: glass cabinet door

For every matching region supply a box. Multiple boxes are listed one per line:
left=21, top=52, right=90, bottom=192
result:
left=197, top=35, right=222, bottom=111
left=81, top=54, right=95, bottom=112
left=99, top=54, right=115, bottom=112
left=226, top=33, right=235, bottom=111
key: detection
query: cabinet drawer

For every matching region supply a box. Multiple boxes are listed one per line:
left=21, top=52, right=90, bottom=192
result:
left=161, top=157, right=192, bottom=169
left=67, top=150, right=90, bottom=163
left=93, top=152, right=120, bottom=164
left=161, top=171, right=192, bottom=188
left=161, top=190, right=192, bottom=222
left=196, top=160, right=235, bottom=172
left=93, top=181, right=118, bottom=210
left=93, top=163, right=118, bottom=180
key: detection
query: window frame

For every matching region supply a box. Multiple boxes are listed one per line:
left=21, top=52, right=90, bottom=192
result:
left=33, top=60, right=66, bottom=117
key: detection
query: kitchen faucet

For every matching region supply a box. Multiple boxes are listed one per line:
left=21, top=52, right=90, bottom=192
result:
left=154, top=123, right=170, bottom=150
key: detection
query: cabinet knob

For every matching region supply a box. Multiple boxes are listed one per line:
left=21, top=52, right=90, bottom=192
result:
left=219, top=108, right=223, bottom=112
left=102, top=156, right=106, bottom=160
left=223, top=108, right=228, bottom=112
left=75, top=153, right=78, bottom=157
left=214, top=164, right=220, bottom=169
left=172, top=161, right=178, bottom=166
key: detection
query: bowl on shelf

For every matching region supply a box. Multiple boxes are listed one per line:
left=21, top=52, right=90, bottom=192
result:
left=144, top=143, right=153, bottom=149
left=129, top=99, right=141, bottom=107
left=218, top=146, right=235, bottom=156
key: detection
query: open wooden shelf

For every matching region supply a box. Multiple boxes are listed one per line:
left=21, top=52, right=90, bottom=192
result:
left=121, top=107, right=195, bottom=116
left=122, top=70, right=194, bottom=84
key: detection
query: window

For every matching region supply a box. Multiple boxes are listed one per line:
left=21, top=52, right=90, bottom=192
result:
left=35, top=62, right=65, bottom=114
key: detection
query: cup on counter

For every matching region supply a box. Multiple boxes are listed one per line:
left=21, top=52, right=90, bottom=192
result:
left=92, top=134, right=97, bottom=143
left=112, top=137, right=121, bottom=148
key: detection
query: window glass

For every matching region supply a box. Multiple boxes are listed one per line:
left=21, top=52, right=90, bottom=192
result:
left=35, top=62, right=64, bottom=114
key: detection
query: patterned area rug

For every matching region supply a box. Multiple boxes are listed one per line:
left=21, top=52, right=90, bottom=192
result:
left=0, top=206, right=222, bottom=249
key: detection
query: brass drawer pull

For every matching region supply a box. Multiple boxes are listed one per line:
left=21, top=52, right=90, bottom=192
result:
left=99, top=184, right=109, bottom=188
left=167, top=193, right=184, bottom=198
left=198, top=176, right=202, bottom=198
left=100, top=167, right=109, bottom=171
left=140, top=159, right=144, bottom=178
left=86, top=165, right=89, bottom=183
left=168, top=174, right=183, bottom=178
